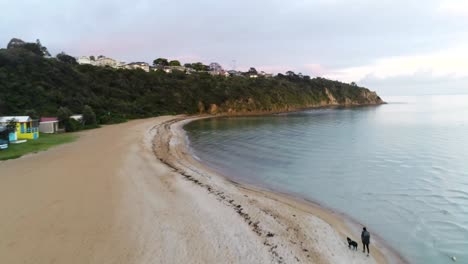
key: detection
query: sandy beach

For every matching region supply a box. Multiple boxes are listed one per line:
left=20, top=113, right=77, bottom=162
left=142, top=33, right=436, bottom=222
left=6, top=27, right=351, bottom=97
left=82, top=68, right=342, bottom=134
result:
left=0, top=116, right=404, bottom=264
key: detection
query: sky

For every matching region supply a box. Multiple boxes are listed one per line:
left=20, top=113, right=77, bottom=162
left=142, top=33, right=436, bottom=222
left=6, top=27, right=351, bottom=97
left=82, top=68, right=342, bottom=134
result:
left=1, top=0, right=468, bottom=96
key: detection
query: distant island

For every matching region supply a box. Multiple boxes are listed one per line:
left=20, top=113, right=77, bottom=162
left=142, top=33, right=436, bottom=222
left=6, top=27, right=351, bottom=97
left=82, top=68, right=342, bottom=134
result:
left=0, top=38, right=384, bottom=124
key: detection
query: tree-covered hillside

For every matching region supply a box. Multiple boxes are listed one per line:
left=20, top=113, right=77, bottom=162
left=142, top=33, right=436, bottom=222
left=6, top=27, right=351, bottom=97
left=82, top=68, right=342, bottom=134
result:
left=0, top=46, right=383, bottom=124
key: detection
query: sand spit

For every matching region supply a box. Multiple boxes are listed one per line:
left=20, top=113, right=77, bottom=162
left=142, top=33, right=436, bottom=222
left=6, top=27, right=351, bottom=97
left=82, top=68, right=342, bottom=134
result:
left=0, top=116, right=404, bottom=264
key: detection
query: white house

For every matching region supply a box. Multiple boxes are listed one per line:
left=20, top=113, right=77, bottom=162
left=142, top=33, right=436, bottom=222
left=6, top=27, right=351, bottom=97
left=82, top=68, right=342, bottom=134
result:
left=77, top=55, right=124, bottom=69
left=125, top=62, right=150, bottom=72
left=76, top=56, right=97, bottom=65
left=163, top=66, right=187, bottom=73
left=95, top=56, right=123, bottom=68
left=259, top=71, right=273, bottom=78
left=39, top=117, right=59, bottom=134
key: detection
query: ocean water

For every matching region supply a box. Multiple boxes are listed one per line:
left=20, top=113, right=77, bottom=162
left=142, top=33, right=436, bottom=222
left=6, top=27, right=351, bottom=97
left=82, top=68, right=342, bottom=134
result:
left=185, top=95, right=468, bottom=264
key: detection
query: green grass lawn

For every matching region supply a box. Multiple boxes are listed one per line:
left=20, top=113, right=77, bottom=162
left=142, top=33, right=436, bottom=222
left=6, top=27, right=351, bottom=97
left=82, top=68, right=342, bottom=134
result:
left=0, top=133, right=77, bottom=161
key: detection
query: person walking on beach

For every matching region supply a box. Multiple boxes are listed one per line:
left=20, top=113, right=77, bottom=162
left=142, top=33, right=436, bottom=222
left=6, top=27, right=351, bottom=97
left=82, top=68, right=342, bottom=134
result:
left=361, top=227, right=370, bottom=256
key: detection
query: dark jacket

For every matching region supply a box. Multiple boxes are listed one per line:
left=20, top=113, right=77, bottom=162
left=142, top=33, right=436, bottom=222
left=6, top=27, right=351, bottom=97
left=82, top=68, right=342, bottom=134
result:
left=361, top=230, right=370, bottom=244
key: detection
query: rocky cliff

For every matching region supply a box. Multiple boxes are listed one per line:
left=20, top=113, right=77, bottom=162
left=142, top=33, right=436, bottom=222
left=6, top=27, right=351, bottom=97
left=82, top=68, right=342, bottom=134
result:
left=205, top=87, right=384, bottom=115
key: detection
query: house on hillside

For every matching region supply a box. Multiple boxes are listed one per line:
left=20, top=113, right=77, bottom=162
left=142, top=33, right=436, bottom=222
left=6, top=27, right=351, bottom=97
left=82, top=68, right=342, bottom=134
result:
left=259, top=71, right=273, bottom=78
left=0, top=116, right=39, bottom=140
left=125, top=62, right=150, bottom=72
left=77, top=55, right=124, bottom=68
left=76, top=56, right=97, bottom=66
left=163, top=65, right=187, bottom=73
left=227, top=70, right=243, bottom=77
left=95, top=56, right=123, bottom=68
left=0, top=126, right=9, bottom=150
left=39, top=117, right=59, bottom=134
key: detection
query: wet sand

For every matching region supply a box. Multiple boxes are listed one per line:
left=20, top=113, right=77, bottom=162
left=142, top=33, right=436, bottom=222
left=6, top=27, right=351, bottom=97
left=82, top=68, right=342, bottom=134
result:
left=0, top=116, right=404, bottom=263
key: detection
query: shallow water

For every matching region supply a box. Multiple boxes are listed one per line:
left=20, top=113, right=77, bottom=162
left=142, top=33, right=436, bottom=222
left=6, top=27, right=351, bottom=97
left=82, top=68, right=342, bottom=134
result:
left=185, top=95, right=468, bottom=264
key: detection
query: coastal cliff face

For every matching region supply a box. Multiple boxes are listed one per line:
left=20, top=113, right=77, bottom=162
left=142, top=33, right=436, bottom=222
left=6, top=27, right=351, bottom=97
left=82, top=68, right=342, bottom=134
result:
left=205, top=87, right=385, bottom=115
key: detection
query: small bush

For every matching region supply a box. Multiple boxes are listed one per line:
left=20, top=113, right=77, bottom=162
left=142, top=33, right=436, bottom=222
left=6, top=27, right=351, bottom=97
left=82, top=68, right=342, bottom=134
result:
left=64, top=118, right=83, bottom=132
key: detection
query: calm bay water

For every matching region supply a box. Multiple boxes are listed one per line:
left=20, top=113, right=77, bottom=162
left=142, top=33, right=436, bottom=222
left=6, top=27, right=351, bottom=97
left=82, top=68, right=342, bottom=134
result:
left=185, top=95, right=468, bottom=264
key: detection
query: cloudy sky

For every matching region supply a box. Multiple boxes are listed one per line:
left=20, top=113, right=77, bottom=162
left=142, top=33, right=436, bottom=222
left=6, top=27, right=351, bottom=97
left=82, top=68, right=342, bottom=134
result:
left=2, top=0, right=468, bottom=95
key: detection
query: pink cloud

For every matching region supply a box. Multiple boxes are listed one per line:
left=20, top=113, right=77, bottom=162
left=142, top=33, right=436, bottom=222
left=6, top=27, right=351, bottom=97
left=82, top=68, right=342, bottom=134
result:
left=303, top=64, right=328, bottom=76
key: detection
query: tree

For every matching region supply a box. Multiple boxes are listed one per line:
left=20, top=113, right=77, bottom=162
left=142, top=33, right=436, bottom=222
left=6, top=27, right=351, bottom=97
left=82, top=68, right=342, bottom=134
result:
left=57, top=107, right=72, bottom=122
left=286, top=71, right=295, bottom=77
left=191, top=62, right=208, bottom=71
left=90, top=56, right=95, bottom=61
left=64, top=118, right=83, bottom=132
left=153, top=58, right=169, bottom=67
left=82, top=105, right=97, bottom=126
left=25, top=109, right=38, bottom=119
left=57, top=52, right=77, bottom=65
left=169, top=60, right=181, bottom=66
left=6, top=119, right=17, bottom=133
left=36, top=39, right=51, bottom=57
left=209, top=62, right=223, bottom=72
left=350, top=82, right=357, bottom=86
left=21, top=43, right=43, bottom=56
left=248, top=67, right=258, bottom=74
left=7, top=38, right=26, bottom=49
left=6, top=38, right=50, bottom=57
left=0, top=98, right=6, bottom=115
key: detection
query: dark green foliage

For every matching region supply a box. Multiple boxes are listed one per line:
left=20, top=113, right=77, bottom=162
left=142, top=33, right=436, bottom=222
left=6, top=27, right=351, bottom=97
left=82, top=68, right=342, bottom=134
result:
left=186, top=62, right=209, bottom=71
left=153, top=58, right=168, bottom=67
left=64, top=118, right=83, bottom=132
left=56, top=52, right=77, bottom=65
left=169, top=60, right=181, bottom=66
left=0, top=98, right=5, bottom=115
left=0, top=48, right=382, bottom=124
left=248, top=67, right=258, bottom=74
left=7, top=38, right=50, bottom=57
left=25, top=109, right=38, bottom=119
left=57, top=107, right=72, bottom=122
left=6, top=119, right=17, bottom=133
left=82, top=105, right=97, bottom=126
left=7, top=38, right=26, bottom=49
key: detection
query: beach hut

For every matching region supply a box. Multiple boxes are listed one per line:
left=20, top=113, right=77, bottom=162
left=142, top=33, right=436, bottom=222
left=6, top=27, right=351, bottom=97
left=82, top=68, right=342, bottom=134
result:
left=0, top=116, right=39, bottom=140
left=39, top=117, right=59, bottom=133
left=0, top=126, right=9, bottom=149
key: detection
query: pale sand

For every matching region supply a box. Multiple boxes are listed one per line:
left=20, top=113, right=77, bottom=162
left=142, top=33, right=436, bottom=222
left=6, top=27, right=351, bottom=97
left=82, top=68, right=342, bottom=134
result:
left=0, top=116, right=405, bottom=264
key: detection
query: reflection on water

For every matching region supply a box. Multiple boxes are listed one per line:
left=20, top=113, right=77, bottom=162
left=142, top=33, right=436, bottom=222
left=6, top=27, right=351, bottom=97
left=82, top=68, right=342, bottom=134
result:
left=185, top=95, right=468, bottom=264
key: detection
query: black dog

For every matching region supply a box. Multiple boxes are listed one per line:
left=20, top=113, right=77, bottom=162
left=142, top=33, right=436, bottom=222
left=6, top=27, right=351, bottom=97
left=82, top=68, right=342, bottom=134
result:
left=347, top=237, right=358, bottom=250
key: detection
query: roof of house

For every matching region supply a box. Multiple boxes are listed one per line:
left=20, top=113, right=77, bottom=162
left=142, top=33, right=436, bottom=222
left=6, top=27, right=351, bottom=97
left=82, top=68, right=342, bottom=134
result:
left=40, top=117, right=59, bottom=122
left=0, top=116, right=31, bottom=123
left=70, top=115, right=83, bottom=120
left=127, top=62, right=149, bottom=66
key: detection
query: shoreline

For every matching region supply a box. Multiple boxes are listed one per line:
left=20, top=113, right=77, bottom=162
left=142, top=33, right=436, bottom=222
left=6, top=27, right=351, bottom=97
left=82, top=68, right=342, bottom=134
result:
left=153, top=115, right=408, bottom=264
left=0, top=114, right=406, bottom=264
